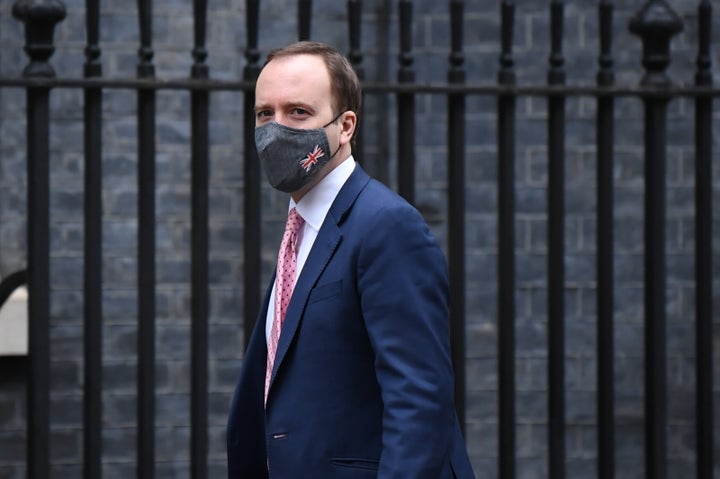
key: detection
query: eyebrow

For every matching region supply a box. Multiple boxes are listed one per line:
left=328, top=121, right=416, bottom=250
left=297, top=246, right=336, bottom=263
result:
left=254, top=101, right=315, bottom=114
left=253, top=103, right=269, bottom=114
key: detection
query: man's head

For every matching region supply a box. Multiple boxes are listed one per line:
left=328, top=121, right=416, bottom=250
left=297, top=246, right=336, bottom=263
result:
left=254, top=42, right=361, bottom=201
left=263, top=41, right=362, bottom=129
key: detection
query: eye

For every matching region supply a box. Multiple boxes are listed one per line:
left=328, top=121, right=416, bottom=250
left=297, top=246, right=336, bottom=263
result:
left=290, top=108, right=310, bottom=118
left=255, top=110, right=273, bottom=124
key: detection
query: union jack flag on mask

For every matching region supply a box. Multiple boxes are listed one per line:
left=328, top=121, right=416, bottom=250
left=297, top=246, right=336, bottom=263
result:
left=300, top=145, right=325, bottom=172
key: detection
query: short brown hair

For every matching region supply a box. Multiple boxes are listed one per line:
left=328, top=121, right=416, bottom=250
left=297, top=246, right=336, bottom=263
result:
left=264, top=41, right=362, bottom=123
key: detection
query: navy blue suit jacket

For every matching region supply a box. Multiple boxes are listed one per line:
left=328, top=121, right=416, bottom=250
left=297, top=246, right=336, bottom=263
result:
left=227, top=165, right=475, bottom=478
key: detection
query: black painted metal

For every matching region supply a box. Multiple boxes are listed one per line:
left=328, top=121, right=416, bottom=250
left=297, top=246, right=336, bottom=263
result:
left=596, top=2, right=615, bottom=479
left=298, top=0, right=312, bottom=41
left=396, top=0, right=415, bottom=204
left=12, top=3, right=65, bottom=478
left=694, top=2, right=713, bottom=478
left=23, top=84, right=51, bottom=468
left=629, top=3, right=683, bottom=478
left=2, top=75, right=720, bottom=96
left=136, top=0, right=157, bottom=477
left=83, top=0, right=102, bottom=477
left=190, top=1, right=209, bottom=477
left=447, top=0, right=466, bottom=434
left=497, top=2, right=516, bottom=477
left=13, top=1, right=66, bottom=78
left=347, top=0, right=365, bottom=172
left=547, top=2, right=566, bottom=478
left=243, top=0, right=262, bottom=348
left=24, top=89, right=52, bottom=476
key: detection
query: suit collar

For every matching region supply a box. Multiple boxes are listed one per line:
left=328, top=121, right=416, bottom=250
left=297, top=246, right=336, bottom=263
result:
left=326, top=163, right=370, bottom=226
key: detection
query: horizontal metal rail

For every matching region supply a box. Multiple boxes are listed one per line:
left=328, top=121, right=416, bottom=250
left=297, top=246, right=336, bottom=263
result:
left=0, top=76, right=718, bottom=96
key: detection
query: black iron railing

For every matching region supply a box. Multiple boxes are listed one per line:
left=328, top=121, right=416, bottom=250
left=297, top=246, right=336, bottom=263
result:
left=1, top=1, right=716, bottom=478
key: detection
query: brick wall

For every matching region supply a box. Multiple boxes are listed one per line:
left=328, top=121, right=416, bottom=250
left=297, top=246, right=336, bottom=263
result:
left=0, top=0, right=718, bottom=477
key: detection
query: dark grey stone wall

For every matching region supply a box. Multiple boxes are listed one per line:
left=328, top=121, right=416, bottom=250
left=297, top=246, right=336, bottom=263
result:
left=0, top=1, right=718, bottom=478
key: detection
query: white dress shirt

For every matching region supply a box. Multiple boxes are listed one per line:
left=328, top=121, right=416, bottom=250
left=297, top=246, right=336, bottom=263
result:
left=265, top=156, right=357, bottom=341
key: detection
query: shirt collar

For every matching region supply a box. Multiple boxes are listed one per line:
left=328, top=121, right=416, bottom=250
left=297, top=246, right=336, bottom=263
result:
left=290, top=155, right=356, bottom=232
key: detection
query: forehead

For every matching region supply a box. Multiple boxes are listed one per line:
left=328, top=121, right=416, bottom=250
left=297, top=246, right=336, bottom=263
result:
left=255, top=54, right=332, bottom=108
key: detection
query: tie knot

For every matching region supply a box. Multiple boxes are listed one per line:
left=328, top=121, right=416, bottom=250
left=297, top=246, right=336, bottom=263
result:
left=285, top=208, right=305, bottom=253
left=286, top=207, right=304, bottom=234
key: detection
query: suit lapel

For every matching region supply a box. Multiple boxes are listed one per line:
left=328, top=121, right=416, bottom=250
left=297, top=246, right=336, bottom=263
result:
left=269, top=165, right=371, bottom=388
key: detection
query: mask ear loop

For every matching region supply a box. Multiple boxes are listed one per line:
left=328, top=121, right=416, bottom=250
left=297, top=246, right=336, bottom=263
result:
left=322, top=111, right=345, bottom=129
left=323, top=111, right=347, bottom=159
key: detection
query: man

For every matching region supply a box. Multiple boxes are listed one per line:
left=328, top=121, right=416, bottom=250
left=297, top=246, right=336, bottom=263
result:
left=227, top=41, right=475, bottom=479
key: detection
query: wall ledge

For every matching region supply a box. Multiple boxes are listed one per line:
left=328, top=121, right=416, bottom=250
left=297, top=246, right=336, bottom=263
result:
left=0, top=286, right=28, bottom=356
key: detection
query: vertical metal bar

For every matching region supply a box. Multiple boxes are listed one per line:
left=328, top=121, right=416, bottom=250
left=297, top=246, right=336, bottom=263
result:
left=629, top=4, right=682, bottom=478
left=447, top=0, right=466, bottom=433
left=26, top=84, right=52, bottom=479
left=83, top=0, right=103, bottom=476
left=347, top=0, right=365, bottom=170
left=596, top=2, right=615, bottom=478
left=136, top=0, right=156, bottom=476
left=397, top=0, right=415, bottom=203
left=298, top=0, right=312, bottom=40
left=11, top=3, right=66, bottom=478
left=243, top=0, right=262, bottom=349
left=374, top=2, right=391, bottom=187
left=642, top=93, right=669, bottom=479
left=497, top=2, right=516, bottom=477
left=190, top=0, right=209, bottom=477
left=694, top=1, right=713, bottom=477
left=547, top=2, right=566, bottom=478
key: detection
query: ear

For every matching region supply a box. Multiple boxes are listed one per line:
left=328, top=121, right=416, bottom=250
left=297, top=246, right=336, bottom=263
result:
left=338, top=111, right=357, bottom=147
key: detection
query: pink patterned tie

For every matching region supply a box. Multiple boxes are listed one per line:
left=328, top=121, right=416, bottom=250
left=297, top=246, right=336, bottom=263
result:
left=265, top=207, right=304, bottom=403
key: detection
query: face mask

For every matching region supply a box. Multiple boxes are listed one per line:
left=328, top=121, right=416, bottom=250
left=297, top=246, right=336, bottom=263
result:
left=255, top=114, right=342, bottom=193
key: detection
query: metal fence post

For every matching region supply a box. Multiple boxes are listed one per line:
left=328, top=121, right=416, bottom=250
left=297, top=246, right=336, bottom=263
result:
left=190, top=1, right=210, bottom=477
left=396, top=0, right=415, bottom=204
left=497, top=2, right=516, bottom=477
left=629, top=3, right=683, bottom=478
left=448, top=0, right=466, bottom=434
left=596, top=2, right=616, bottom=478
left=347, top=0, right=365, bottom=169
left=83, top=0, right=103, bottom=476
left=136, top=0, right=157, bottom=476
left=547, top=2, right=567, bottom=477
left=243, top=0, right=261, bottom=348
left=11, top=2, right=66, bottom=478
left=693, top=1, right=714, bottom=477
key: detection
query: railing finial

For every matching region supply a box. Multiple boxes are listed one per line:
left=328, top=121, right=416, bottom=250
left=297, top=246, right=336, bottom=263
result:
left=12, top=0, right=66, bottom=78
left=498, top=0, right=515, bottom=85
left=628, top=0, right=683, bottom=87
left=192, top=0, right=209, bottom=78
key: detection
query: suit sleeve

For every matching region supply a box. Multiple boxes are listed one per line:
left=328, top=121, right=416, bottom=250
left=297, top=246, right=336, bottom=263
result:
left=357, top=202, right=456, bottom=478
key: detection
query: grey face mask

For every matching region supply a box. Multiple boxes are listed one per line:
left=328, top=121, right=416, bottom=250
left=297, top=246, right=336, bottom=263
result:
left=255, top=115, right=341, bottom=193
